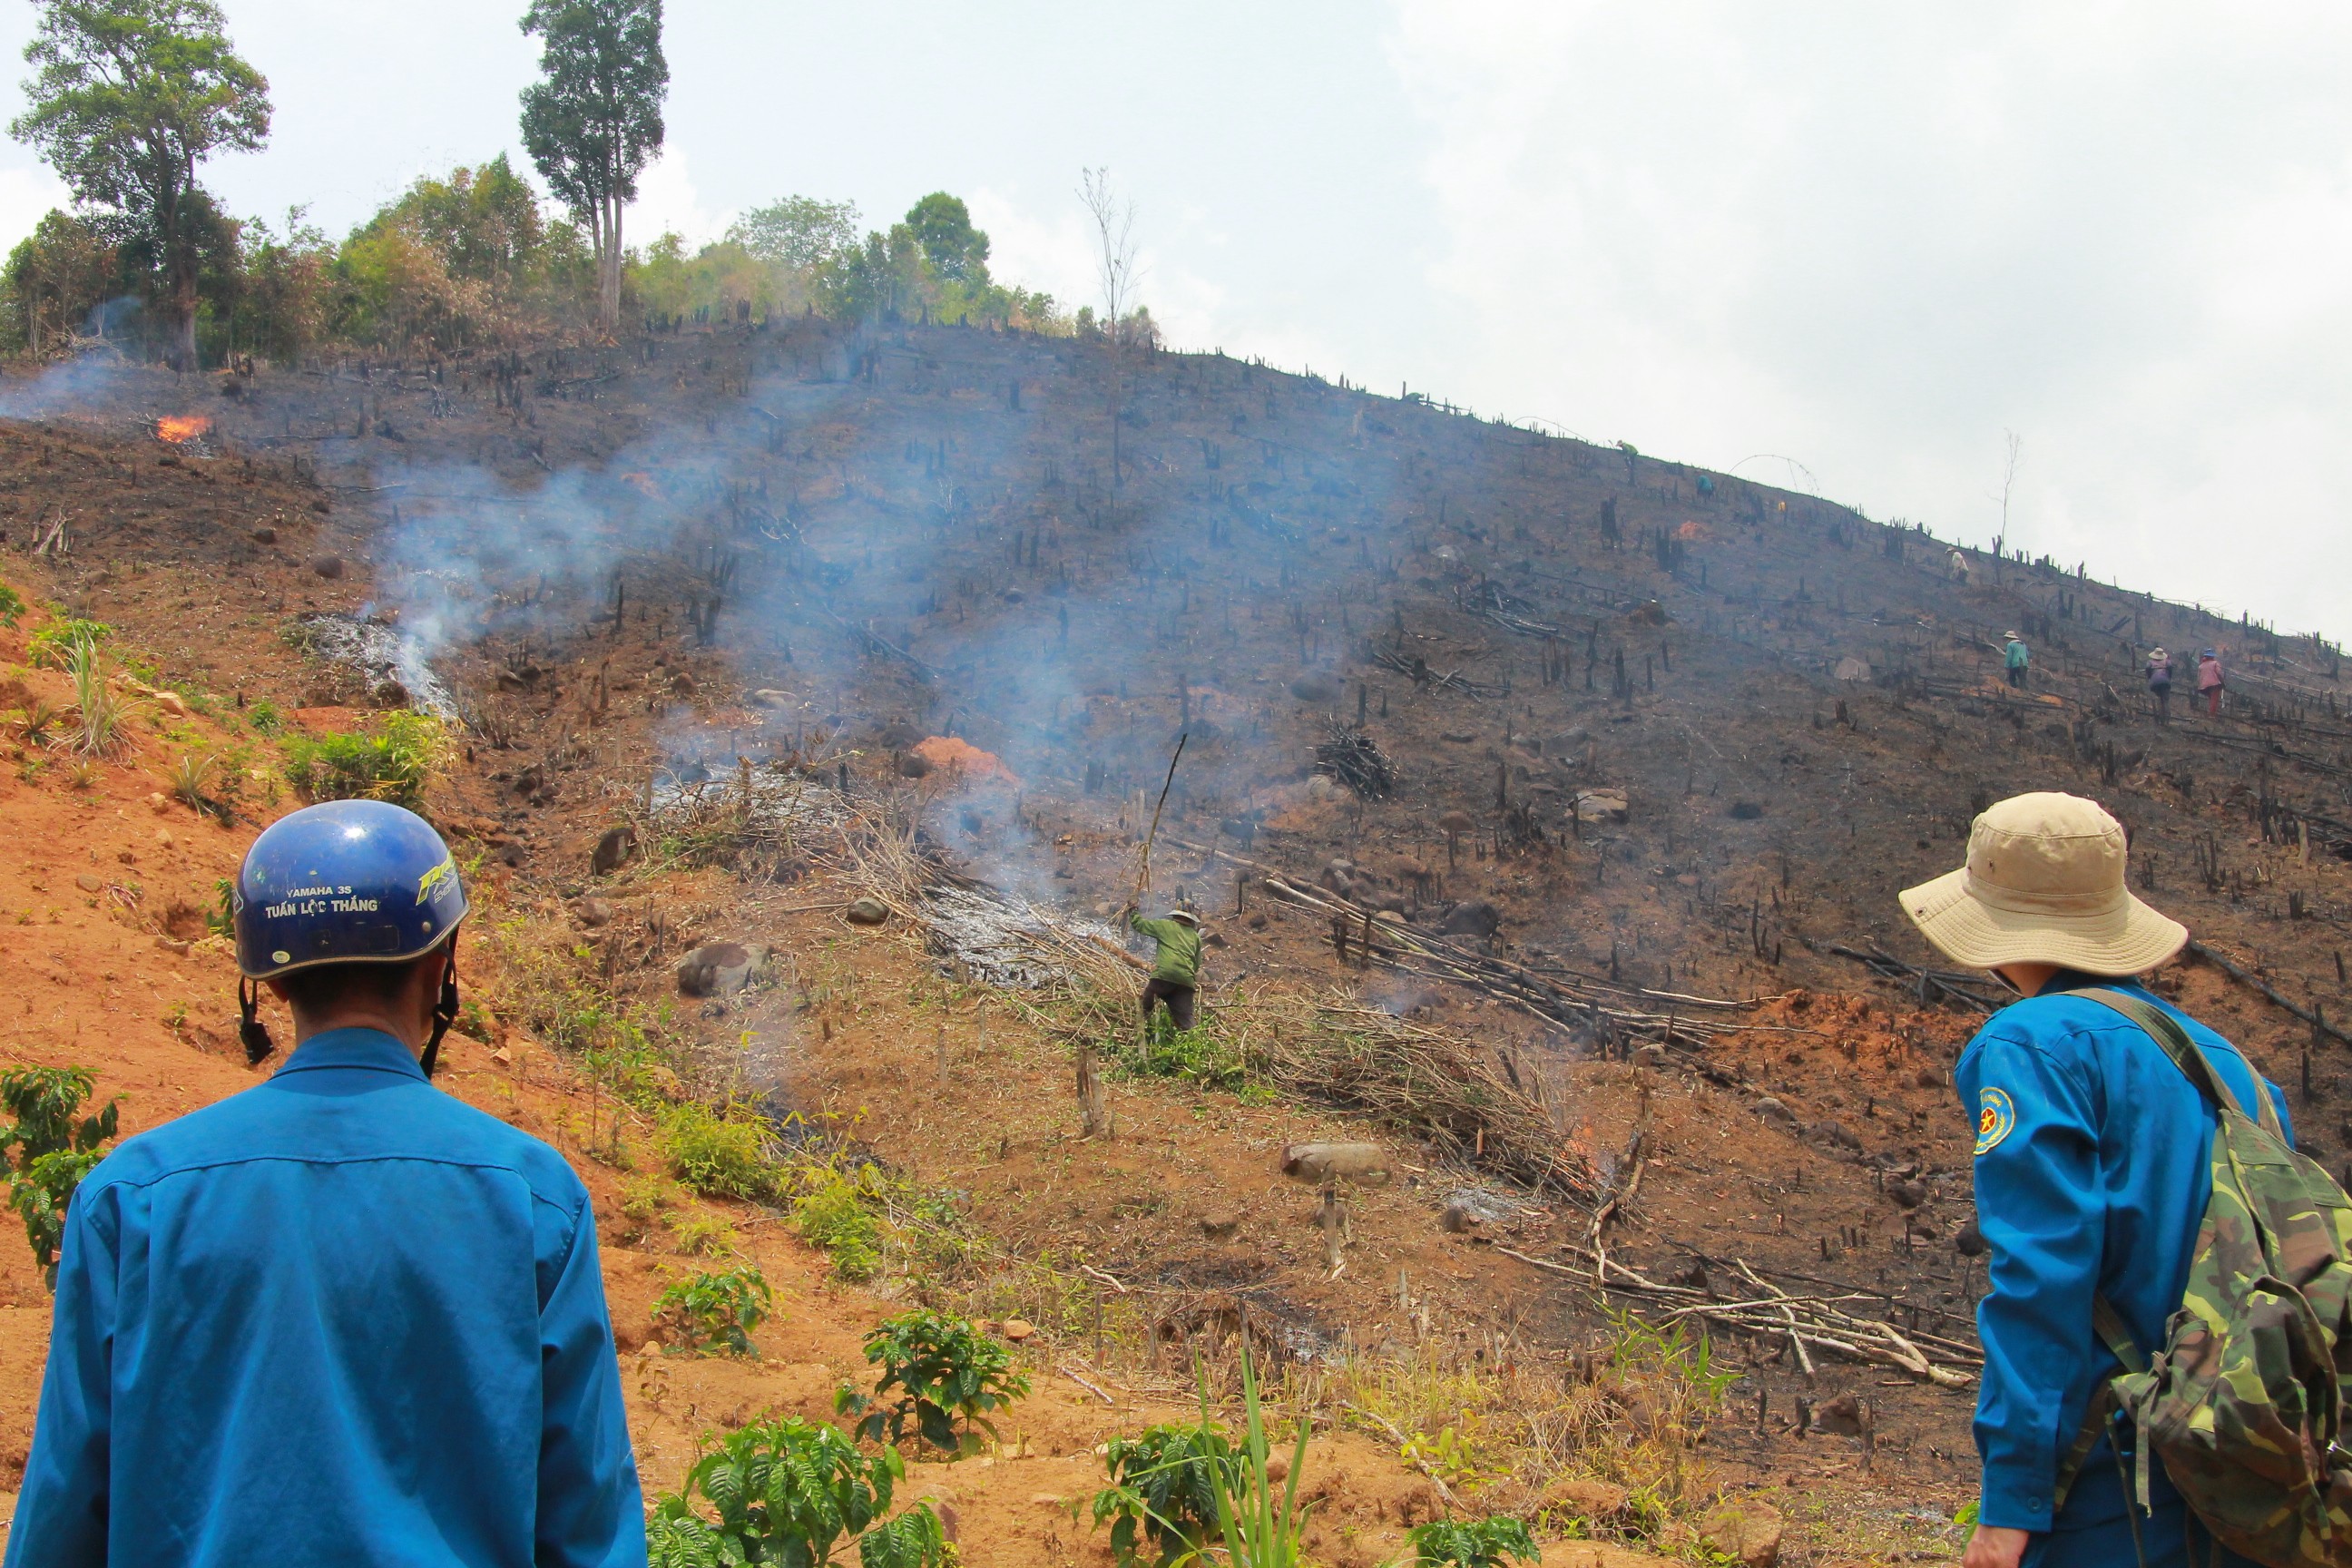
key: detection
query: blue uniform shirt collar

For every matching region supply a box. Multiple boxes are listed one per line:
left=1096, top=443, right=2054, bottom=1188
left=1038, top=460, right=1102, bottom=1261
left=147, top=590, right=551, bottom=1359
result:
left=271, top=1026, right=428, bottom=1082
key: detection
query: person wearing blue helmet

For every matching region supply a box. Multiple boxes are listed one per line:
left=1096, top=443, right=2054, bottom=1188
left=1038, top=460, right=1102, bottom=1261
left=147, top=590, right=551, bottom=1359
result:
left=6, top=799, right=645, bottom=1568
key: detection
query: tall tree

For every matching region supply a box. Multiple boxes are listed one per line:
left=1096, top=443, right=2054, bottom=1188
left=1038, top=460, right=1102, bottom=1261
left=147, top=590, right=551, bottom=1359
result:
left=904, top=192, right=989, bottom=287
left=10, top=0, right=269, bottom=367
left=728, top=195, right=858, bottom=272
left=518, top=0, right=666, bottom=336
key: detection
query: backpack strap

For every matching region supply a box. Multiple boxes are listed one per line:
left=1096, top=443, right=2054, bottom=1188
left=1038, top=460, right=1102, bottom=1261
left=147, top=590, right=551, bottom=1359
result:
left=2048, top=985, right=2280, bottom=1522
left=2053, top=1297, right=2151, bottom=1513
left=2071, top=986, right=2286, bottom=1144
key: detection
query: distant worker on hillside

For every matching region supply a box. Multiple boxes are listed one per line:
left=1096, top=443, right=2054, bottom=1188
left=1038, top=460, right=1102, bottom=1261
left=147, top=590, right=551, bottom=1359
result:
left=2144, top=646, right=2174, bottom=724
left=1901, top=793, right=2318, bottom=1568
left=6, top=800, right=644, bottom=1567
left=2197, top=647, right=2225, bottom=718
left=1123, top=905, right=1204, bottom=1032
left=1948, top=546, right=1973, bottom=584
left=2003, top=631, right=2030, bottom=691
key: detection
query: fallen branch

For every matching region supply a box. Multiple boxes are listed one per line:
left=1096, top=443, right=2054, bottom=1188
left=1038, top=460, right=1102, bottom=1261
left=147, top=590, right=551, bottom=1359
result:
left=1487, top=1245, right=1978, bottom=1389
left=1827, top=943, right=2000, bottom=1014
left=2186, top=939, right=2352, bottom=1047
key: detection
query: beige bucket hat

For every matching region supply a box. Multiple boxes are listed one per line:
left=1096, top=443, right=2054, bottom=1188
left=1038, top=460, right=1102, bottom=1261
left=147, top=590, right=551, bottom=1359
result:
left=1899, top=791, right=2186, bottom=975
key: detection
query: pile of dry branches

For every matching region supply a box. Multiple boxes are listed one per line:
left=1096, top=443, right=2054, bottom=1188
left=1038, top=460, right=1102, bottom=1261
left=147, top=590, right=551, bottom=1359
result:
left=1253, top=996, right=1599, bottom=1200
left=1312, top=720, right=1398, bottom=799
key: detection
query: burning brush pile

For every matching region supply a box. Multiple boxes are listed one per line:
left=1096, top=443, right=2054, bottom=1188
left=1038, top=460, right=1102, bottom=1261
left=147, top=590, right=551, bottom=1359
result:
left=290, top=612, right=458, bottom=719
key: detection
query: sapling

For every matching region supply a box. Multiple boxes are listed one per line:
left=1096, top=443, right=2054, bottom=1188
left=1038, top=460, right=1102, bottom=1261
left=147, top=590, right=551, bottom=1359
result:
left=838, top=1308, right=1030, bottom=1459
left=1, top=1064, right=119, bottom=1289
left=653, top=1264, right=771, bottom=1357
left=647, top=1416, right=947, bottom=1567
left=1406, top=1515, right=1541, bottom=1566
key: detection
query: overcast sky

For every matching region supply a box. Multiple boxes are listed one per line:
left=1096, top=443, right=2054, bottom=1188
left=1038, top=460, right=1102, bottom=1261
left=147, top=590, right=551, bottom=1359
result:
left=0, top=3, right=2343, bottom=637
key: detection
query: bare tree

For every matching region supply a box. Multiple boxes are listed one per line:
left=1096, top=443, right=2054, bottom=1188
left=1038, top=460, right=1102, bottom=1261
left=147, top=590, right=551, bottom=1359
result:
left=1991, top=429, right=2023, bottom=584
left=1079, top=165, right=1140, bottom=338
left=1078, top=167, right=1143, bottom=524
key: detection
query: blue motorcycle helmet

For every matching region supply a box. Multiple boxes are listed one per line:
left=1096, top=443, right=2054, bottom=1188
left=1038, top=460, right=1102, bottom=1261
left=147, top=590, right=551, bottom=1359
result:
left=232, top=799, right=469, bottom=1075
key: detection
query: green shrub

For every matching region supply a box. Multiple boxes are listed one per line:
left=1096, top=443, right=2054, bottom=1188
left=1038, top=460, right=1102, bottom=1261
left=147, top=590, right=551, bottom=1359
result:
left=245, top=698, right=284, bottom=735
left=64, top=633, right=134, bottom=759
left=1409, top=1516, right=1541, bottom=1566
left=654, top=1264, right=772, bottom=1357
left=25, top=617, right=109, bottom=670
left=281, top=710, right=446, bottom=807
left=647, top=1415, right=948, bottom=1568
left=668, top=1212, right=739, bottom=1258
left=838, top=1308, right=1031, bottom=1460
left=0, top=582, right=24, bottom=628
left=794, top=1170, right=885, bottom=1282
left=657, top=1101, right=775, bottom=1201
left=1, top=1065, right=119, bottom=1289
left=1092, top=1421, right=1242, bottom=1566
left=1118, top=1023, right=1248, bottom=1091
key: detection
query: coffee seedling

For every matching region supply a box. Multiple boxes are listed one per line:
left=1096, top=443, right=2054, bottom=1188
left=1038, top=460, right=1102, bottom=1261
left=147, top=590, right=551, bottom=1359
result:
left=837, top=1308, right=1030, bottom=1458
left=652, top=1263, right=771, bottom=1357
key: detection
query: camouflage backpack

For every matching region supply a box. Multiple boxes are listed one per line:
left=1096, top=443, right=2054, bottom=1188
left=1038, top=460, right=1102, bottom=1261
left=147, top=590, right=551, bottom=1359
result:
left=2052, top=988, right=2352, bottom=1566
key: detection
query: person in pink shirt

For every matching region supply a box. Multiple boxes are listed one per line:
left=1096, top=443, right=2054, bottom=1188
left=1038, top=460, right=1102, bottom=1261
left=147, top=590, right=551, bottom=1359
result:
left=2196, top=649, right=2224, bottom=718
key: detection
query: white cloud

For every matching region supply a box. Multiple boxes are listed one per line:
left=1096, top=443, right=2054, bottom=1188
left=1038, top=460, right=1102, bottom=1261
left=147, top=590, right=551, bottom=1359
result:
left=625, top=149, right=734, bottom=249
left=0, top=164, right=74, bottom=253
left=1385, top=2, right=2352, bottom=633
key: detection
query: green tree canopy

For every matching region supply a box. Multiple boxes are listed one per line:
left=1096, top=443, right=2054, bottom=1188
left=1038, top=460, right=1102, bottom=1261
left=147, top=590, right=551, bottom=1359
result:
left=3, top=208, right=116, bottom=352
left=518, top=0, right=666, bottom=333
left=11, top=0, right=269, bottom=365
left=905, top=191, right=989, bottom=286
left=726, top=194, right=858, bottom=272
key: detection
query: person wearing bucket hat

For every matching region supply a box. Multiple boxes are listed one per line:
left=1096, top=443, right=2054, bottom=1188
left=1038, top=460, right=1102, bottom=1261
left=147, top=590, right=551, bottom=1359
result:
left=1122, top=903, right=1206, bottom=1031
left=2197, top=648, right=2225, bottom=719
left=7, top=801, right=645, bottom=1567
left=2003, top=631, right=2032, bottom=691
left=1902, top=792, right=2281, bottom=1568
left=2143, top=647, right=2174, bottom=726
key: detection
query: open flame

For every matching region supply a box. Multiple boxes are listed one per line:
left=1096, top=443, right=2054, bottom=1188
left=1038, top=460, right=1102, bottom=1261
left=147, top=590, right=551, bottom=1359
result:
left=155, top=415, right=211, bottom=444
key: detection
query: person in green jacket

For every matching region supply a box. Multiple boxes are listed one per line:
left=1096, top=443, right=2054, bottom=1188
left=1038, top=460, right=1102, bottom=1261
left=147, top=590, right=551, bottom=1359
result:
left=2004, top=631, right=2031, bottom=691
left=1125, top=906, right=1203, bottom=1030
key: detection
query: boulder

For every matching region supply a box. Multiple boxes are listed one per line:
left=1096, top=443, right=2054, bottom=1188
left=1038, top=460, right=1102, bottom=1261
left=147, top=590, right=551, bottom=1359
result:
left=1700, top=1498, right=1785, bottom=1568
left=591, top=825, right=635, bottom=875
left=1632, top=1043, right=1671, bottom=1069
left=844, top=896, right=891, bottom=926
left=310, top=554, right=345, bottom=579
left=746, top=689, right=793, bottom=709
left=1752, top=1096, right=1796, bottom=1124
left=1289, top=673, right=1342, bottom=703
left=675, top=942, right=770, bottom=999
left=1436, top=899, right=1501, bottom=938
left=1729, top=800, right=1766, bottom=820
left=1573, top=789, right=1631, bottom=824
left=574, top=896, right=615, bottom=928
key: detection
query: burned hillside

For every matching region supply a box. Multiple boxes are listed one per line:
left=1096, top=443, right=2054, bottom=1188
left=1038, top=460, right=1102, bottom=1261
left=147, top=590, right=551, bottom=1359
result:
left=6, top=318, right=2352, bottom=1563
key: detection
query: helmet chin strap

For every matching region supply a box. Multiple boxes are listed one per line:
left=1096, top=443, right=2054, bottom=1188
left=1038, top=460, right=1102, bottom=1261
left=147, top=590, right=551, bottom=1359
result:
left=420, top=947, right=458, bottom=1080
left=242, top=947, right=460, bottom=1078
left=239, top=977, right=276, bottom=1065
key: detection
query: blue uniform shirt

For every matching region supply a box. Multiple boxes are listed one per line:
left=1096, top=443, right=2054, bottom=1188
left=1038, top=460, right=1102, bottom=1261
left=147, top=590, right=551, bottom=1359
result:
left=5, top=1028, right=645, bottom=1568
left=1955, top=978, right=2289, bottom=1537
